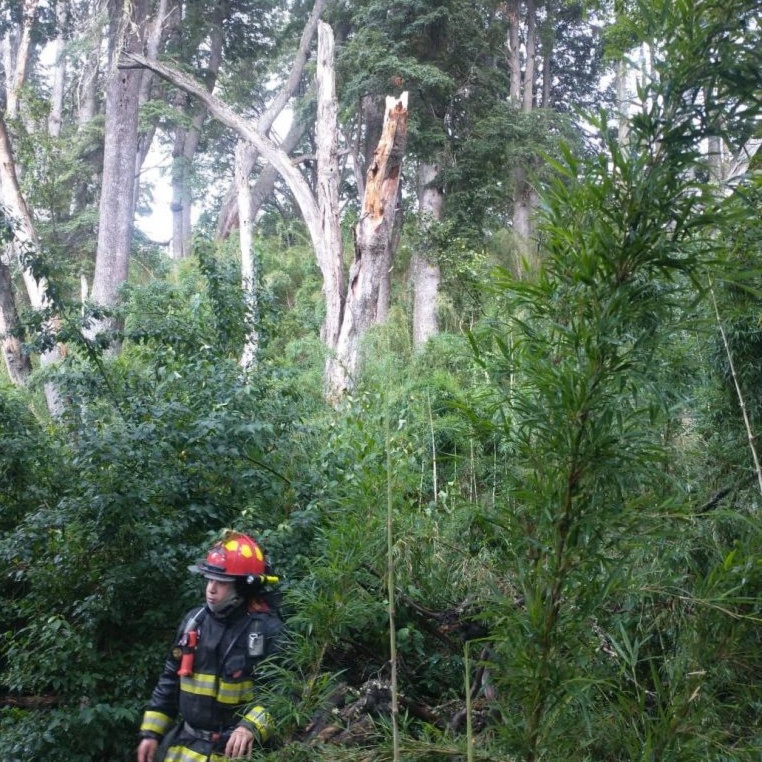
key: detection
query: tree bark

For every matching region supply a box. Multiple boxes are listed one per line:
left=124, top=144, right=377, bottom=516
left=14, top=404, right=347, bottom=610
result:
left=411, top=162, right=442, bottom=348
left=47, top=0, right=68, bottom=138
left=326, top=93, right=409, bottom=399
left=0, top=256, right=32, bottom=384
left=315, top=21, right=344, bottom=352
left=523, top=0, right=536, bottom=112
left=91, top=0, right=150, bottom=316
left=0, top=111, right=45, bottom=309
left=3, top=0, right=40, bottom=122
left=236, top=140, right=258, bottom=370
left=507, top=0, right=521, bottom=105
left=0, top=113, right=62, bottom=412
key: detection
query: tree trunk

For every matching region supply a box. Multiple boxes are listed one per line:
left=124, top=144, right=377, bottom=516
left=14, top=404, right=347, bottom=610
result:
left=326, top=93, right=409, bottom=399
left=0, top=257, right=32, bottom=384
left=91, top=0, right=149, bottom=317
left=215, top=0, right=327, bottom=240
left=47, top=0, right=68, bottom=138
left=707, top=135, right=724, bottom=184
left=509, top=0, right=540, bottom=276
left=77, top=45, right=100, bottom=127
left=361, top=94, right=386, bottom=186
left=411, top=161, right=442, bottom=348
left=124, top=51, right=325, bottom=260
left=71, top=12, right=101, bottom=218
left=134, top=0, right=173, bottom=222
left=169, top=1, right=223, bottom=259
left=523, top=0, right=536, bottom=112
left=616, top=58, right=630, bottom=150
left=0, top=111, right=45, bottom=309
left=3, top=0, right=40, bottom=122
left=539, top=2, right=553, bottom=108
left=315, top=21, right=344, bottom=351
left=512, top=164, right=539, bottom=277
left=0, top=113, right=62, bottom=412
left=236, top=140, right=258, bottom=370
left=507, top=0, right=520, bottom=105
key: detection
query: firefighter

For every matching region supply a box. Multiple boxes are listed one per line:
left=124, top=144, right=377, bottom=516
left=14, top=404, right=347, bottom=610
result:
left=137, top=531, right=285, bottom=762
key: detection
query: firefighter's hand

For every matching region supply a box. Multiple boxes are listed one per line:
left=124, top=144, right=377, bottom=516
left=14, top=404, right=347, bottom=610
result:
left=137, top=737, right=158, bottom=762
left=225, top=725, right=255, bottom=758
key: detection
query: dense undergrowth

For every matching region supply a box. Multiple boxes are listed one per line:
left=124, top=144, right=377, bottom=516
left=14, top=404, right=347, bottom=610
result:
left=2, top=1, right=761, bottom=760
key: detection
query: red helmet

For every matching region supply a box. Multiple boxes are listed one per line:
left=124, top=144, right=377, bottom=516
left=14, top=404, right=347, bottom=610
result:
left=189, top=531, right=268, bottom=582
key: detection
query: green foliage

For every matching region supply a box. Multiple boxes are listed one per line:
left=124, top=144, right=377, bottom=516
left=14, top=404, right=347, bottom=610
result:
left=0, top=386, right=60, bottom=528
left=2, top=2, right=761, bottom=761
left=457, top=1, right=762, bottom=758
left=0, top=256, right=308, bottom=760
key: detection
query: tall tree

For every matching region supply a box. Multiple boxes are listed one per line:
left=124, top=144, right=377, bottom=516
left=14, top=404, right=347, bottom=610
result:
left=90, top=0, right=152, bottom=323
left=333, top=0, right=600, bottom=338
left=1, top=0, right=40, bottom=124
left=166, top=0, right=225, bottom=259
left=508, top=0, right=540, bottom=268
left=314, top=21, right=343, bottom=358
left=215, top=0, right=327, bottom=241
left=0, top=112, right=62, bottom=412
left=0, top=216, right=32, bottom=384
left=411, top=162, right=442, bottom=346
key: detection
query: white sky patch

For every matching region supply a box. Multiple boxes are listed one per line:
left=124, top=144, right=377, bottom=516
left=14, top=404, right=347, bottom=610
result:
left=136, top=151, right=175, bottom=242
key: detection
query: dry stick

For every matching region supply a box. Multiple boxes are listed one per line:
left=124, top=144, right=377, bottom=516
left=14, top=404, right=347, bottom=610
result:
left=697, top=473, right=756, bottom=513
left=385, top=400, right=401, bottom=761
left=708, top=279, right=762, bottom=496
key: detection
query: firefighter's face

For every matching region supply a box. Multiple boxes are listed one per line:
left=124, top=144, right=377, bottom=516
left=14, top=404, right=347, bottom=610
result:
left=206, top=578, right=235, bottom=609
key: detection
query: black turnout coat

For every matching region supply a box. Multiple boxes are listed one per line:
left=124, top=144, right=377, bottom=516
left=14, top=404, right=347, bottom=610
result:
left=139, top=598, right=284, bottom=761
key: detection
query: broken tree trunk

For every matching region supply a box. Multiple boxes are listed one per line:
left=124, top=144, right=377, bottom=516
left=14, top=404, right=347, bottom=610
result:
left=326, top=93, right=409, bottom=400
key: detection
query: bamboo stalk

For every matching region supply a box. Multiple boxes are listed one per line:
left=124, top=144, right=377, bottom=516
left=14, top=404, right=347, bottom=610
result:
left=708, top=278, right=762, bottom=496
left=385, top=400, right=400, bottom=760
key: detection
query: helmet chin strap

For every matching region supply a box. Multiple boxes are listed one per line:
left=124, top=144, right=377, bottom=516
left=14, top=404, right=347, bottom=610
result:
left=207, top=588, right=244, bottom=618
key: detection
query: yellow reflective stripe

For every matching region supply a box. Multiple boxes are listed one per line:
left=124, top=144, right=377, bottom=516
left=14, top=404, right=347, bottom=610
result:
left=243, top=705, right=273, bottom=741
left=165, top=746, right=208, bottom=762
left=217, top=678, right=254, bottom=705
left=180, top=672, right=217, bottom=697
left=140, top=710, right=173, bottom=736
left=180, top=672, right=255, bottom=705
